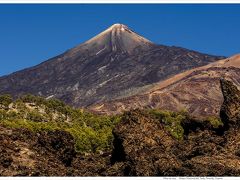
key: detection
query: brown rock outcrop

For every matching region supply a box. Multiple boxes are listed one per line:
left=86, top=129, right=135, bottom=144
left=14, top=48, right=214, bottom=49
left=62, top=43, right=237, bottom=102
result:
left=0, top=127, right=77, bottom=176
left=111, top=110, right=178, bottom=176
left=220, top=78, right=240, bottom=128
left=110, top=79, right=240, bottom=176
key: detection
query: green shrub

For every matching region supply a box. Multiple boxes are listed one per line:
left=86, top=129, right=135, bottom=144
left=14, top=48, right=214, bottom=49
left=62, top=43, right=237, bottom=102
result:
left=0, top=109, right=8, bottom=120
left=1, top=119, right=59, bottom=132
left=149, top=109, right=187, bottom=140
left=206, top=116, right=223, bottom=128
left=0, top=94, right=12, bottom=109
left=26, top=110, right=46, bottom=122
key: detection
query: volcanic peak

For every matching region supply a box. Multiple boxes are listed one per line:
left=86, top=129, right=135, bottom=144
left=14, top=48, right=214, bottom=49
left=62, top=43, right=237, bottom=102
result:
left=73, top=23, right=154, bottom=55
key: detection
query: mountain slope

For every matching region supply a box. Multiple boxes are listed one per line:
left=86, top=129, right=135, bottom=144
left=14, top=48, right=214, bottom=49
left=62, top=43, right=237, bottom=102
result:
left=90, top=55, right=240, bottom=117
left=0, top=24, right=224, bottom=107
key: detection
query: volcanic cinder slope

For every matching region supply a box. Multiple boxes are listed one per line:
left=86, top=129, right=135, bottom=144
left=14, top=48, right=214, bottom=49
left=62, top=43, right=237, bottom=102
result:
left=0, top=24, right=224, bottom=107
left=90, top=55, right=240, bottom=118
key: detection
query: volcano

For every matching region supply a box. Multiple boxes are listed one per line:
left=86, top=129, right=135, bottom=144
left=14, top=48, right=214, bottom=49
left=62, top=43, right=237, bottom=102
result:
left=0, top=24, right=225, bottom=107
left=73, top=23, right=154, bottom=54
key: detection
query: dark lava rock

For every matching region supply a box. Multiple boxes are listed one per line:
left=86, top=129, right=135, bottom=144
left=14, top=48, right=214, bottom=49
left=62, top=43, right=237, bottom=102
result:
left=220, top=78, right=240, bottom=128
left=36, top=130, right=76, bottom=166
left=110, top=79, right=240, bottom=176
left=0, top=125, right=114, bottom=176
left=111, top=110, right=180, bottom=176
left=0, top=127, right=76, bottom=176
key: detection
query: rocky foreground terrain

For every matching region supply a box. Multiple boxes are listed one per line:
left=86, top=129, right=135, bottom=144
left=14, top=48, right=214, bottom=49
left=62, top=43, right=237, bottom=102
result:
left=1, top=78, right=240, bottom=176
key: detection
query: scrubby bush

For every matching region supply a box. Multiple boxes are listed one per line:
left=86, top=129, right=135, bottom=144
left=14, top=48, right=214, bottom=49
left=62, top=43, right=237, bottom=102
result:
left=1, top=119, right=59, bottom=132
left=149, top=109, right=187, bottom=140
left=206, top=116, right=223, bottom=128
left=0, top=109, right=7, bottom=120
left=0, top=94, right=12, bottom=109
left=26, top=110, right=46, bottom=122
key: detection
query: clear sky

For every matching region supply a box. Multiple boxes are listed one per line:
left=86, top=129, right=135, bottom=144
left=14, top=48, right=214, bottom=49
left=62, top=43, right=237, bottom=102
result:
left=0, top=4, right=240, bottom=76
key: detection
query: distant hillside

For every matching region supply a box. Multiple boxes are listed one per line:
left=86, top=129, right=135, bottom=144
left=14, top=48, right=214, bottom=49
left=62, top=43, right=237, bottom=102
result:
left=90, top=55, right=240, bottom=118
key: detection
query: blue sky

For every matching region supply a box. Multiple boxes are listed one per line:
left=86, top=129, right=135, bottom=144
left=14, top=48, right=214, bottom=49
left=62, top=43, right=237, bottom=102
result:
left=0, top=4, right=240, bottom=76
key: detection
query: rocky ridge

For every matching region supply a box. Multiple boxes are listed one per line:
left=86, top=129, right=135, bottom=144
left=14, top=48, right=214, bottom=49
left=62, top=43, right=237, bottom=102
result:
left=90, top=55, right=240, bottom=117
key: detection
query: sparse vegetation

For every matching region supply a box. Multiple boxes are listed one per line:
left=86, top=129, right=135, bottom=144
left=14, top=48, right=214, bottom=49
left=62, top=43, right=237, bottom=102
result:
left=0, top=94, right=121, bottom=153
left=0, top=94, right=224, bottom=153
left=0, top=94, right=12, bottom=109
left=206, top=116, right=223, bottom=128
left=148, top=109, right=187, bottom=140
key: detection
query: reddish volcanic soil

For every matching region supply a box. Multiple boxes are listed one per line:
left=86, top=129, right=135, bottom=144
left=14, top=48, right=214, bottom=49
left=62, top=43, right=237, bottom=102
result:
left=90, top=55, right=240, bottom=118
